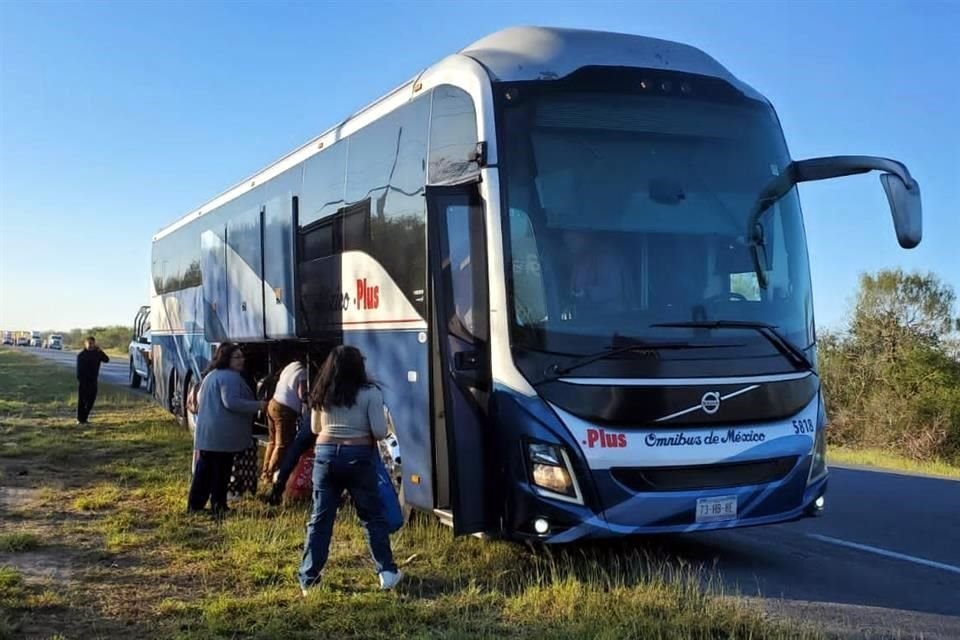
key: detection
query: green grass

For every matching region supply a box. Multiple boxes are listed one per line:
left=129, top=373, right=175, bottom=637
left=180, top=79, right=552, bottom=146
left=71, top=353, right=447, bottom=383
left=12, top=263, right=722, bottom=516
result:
left=0, top=566, right=27, bottom=607
left=0, top=347, right=822, bottom=639
left=0, top=565, right=68, bottom=639
left=829, top=446, right=960, bottom=479
left=0, top=533, right=40, bottom=553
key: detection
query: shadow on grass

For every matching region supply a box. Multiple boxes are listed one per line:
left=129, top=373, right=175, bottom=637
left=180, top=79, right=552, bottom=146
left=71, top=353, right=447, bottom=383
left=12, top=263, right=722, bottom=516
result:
left=0, top=348, right=819, bottom=640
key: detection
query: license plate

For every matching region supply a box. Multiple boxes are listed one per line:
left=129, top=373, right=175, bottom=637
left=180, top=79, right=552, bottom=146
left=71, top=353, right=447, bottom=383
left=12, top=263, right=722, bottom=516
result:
left=696, top=496, right=738, bottom=523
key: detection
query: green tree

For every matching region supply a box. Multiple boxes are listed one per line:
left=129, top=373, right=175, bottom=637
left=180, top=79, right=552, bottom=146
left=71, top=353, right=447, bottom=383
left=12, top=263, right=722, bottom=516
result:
left=851, top=269, right=958, bottom=352
left=820, top=269, right=960, bottom=463
left=62, top=326, right=133, bottom=352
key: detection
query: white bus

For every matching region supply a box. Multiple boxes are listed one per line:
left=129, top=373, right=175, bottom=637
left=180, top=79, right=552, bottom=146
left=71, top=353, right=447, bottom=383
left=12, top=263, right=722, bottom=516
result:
left=150, top=27, right=921, bottom=542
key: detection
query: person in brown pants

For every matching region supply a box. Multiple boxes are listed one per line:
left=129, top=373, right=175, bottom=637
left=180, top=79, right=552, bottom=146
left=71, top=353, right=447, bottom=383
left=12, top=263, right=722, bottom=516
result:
left=262, top=358, right=306, bottom=482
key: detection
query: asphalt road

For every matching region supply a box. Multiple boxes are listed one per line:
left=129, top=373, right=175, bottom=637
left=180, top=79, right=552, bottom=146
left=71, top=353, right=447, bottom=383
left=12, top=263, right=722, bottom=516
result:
left=643, top=466, right=960, bottom=638
left=22, top=346, right=143, bottom=390
left=15, top=345, right=960, bottom=637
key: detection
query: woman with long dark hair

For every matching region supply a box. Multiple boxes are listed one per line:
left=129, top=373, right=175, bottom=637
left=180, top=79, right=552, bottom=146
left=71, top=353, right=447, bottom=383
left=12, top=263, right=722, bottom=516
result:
left=187, top=343, right=265, bottom=515
left=298, top=345, right=401, bottom=593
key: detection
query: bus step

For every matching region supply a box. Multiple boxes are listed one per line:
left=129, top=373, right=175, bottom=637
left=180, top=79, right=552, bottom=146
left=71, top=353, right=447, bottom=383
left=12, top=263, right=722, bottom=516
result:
left=433, top=509, right=453, bottom=528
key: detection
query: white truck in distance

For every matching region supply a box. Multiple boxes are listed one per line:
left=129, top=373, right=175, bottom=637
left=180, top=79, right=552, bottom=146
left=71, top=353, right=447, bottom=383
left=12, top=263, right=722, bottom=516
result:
left=128, top=305, right=153, bottom=391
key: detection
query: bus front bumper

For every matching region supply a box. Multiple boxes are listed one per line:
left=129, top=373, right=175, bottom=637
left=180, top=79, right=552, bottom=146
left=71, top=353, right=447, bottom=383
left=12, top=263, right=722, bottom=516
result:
left=508, top=464, right=828, bottom=543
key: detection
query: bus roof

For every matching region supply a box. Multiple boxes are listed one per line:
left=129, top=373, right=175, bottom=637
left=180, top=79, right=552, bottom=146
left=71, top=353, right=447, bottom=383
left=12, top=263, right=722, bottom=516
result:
left=460, top=26, right=754, bottom=92
left=154, top=26, right=758, bottom=242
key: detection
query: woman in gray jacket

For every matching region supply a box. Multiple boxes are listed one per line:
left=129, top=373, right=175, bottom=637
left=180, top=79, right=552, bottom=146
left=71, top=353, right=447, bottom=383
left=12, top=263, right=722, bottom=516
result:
left=187, top=343, right=265, bottom=515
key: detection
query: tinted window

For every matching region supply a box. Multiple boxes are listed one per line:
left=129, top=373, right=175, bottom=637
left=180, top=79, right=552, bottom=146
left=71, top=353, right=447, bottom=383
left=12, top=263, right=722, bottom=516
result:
left=301, top=140, right=347, bottom=227
left=429, top=86, right=479, bottom=184
left=300, top=219, right=335, bottom=261
left=342, top=201, right=371, bottom=252
left=345, top=95, right=430, bottom=313
left=443, top=199, right=488, bottom=340
left=499, top=77, right=814, bottom=359
left=153, top=225, right=201, bottom=294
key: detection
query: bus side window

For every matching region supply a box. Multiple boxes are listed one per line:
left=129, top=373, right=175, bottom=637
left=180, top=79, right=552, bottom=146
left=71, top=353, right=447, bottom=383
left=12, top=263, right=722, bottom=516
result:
left=429, top=86, right=479, bottom=184
left=444, top=201, right=488, bottom=341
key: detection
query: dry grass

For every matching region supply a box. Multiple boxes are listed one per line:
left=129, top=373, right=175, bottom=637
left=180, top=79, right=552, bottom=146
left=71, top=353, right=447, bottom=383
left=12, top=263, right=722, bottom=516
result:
left=828, top=446, right=960, bottom=479
left=0, top=348, right=821, bottom=639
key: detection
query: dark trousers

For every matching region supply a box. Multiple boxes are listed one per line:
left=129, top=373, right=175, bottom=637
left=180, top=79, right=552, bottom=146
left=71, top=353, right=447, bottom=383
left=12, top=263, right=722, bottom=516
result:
left=77, top=379, right=98, bottom=423
left=187, top=450, right=235, bottom=512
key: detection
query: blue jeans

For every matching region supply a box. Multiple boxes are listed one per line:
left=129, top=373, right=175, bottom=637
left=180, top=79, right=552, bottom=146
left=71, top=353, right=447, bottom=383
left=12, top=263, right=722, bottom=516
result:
left=298, top=445, right=397, bottom=589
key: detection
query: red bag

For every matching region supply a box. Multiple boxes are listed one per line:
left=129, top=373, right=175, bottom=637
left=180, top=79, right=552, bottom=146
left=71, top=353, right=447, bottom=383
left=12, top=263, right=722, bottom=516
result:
left=284, top=450, right=315, bottom=502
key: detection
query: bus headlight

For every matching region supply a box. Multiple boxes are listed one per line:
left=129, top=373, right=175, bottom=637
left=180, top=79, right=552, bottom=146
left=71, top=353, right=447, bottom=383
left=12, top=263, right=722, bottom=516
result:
left=527, top=443, right=583, bottom=504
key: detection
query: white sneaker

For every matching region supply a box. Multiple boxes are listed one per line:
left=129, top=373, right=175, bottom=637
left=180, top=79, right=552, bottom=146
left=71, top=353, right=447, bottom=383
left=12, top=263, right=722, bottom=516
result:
left=379, top=570, right=403, bottom=590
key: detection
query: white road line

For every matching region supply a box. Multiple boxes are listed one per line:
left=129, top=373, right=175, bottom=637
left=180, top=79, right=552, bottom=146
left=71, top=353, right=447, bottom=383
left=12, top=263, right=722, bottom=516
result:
left=808, top=533, right=960, bottom=576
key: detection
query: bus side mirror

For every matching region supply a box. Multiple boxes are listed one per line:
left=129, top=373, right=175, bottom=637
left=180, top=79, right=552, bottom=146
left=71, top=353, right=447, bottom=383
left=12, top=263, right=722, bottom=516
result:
left=748, top=155, right=923, bottom=249
left=746, top=155, right=922, bottom=289
left=879, top=172, right=922, bottom=249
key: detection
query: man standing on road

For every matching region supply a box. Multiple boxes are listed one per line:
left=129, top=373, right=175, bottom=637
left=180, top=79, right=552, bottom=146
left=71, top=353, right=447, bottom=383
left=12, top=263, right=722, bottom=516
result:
left=76, top=336, right=109, bottom=425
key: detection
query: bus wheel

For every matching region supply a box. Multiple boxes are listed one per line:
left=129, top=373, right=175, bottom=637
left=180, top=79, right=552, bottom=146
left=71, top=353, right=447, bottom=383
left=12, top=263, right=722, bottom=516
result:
left=129, top=359, right=141, bottom=389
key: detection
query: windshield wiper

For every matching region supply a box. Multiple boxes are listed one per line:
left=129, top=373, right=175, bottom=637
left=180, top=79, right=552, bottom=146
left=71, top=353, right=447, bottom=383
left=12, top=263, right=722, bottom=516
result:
left=535, top=340, right=742, bottom=386
left=652, top=320, right=812, bottom=371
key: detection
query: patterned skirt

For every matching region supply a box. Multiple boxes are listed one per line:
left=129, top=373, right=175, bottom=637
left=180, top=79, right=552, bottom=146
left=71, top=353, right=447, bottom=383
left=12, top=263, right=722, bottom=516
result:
left=228, top=439, right=259, bottom=496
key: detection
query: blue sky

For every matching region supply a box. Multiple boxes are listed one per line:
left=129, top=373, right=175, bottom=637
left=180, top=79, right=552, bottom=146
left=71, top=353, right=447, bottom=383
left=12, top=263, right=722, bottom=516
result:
left=1, top=0, right=957, bottom=332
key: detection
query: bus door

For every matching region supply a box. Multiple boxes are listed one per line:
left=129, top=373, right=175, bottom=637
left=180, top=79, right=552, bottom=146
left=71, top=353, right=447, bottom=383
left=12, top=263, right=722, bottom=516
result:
left=426, top=184, right=493, bottom=535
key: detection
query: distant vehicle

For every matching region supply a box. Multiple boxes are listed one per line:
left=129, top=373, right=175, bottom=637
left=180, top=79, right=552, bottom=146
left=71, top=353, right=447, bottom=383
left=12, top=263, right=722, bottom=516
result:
left=128, top=305, right=153, bottom=391
left=16, top=333, right=29, bottom=347
left=2, top=331, right=13, bottom=346
left=47, top=334, right=63, bottom=350
left=29, top=331, right=42, bottom=347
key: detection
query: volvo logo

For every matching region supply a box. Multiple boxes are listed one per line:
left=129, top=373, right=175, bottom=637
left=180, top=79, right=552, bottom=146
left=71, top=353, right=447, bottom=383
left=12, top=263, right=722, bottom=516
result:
left=700, top=391, right=721, bottom=415
left=654, top=385, right=758, bottom=423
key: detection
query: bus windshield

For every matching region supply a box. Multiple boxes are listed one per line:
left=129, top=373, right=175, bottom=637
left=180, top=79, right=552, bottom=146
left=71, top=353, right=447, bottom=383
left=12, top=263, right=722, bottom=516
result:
left=498, top=72, right=814, bottom=359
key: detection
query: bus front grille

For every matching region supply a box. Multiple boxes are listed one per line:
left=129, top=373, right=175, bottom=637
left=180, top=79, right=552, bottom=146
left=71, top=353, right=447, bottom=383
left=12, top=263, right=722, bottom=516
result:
left=610, top=456, right=799, bottom=492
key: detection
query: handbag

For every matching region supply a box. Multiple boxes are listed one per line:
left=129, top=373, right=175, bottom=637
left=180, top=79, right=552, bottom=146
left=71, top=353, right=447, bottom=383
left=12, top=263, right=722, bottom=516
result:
left=284, top=449, right=315, bottom=503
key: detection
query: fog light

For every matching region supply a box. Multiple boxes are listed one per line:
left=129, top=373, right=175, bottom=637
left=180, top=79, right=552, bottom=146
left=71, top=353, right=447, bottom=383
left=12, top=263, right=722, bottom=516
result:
left=805, top=493, right=826, bottom=517
left=534, top=518, right=549, bottom=534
